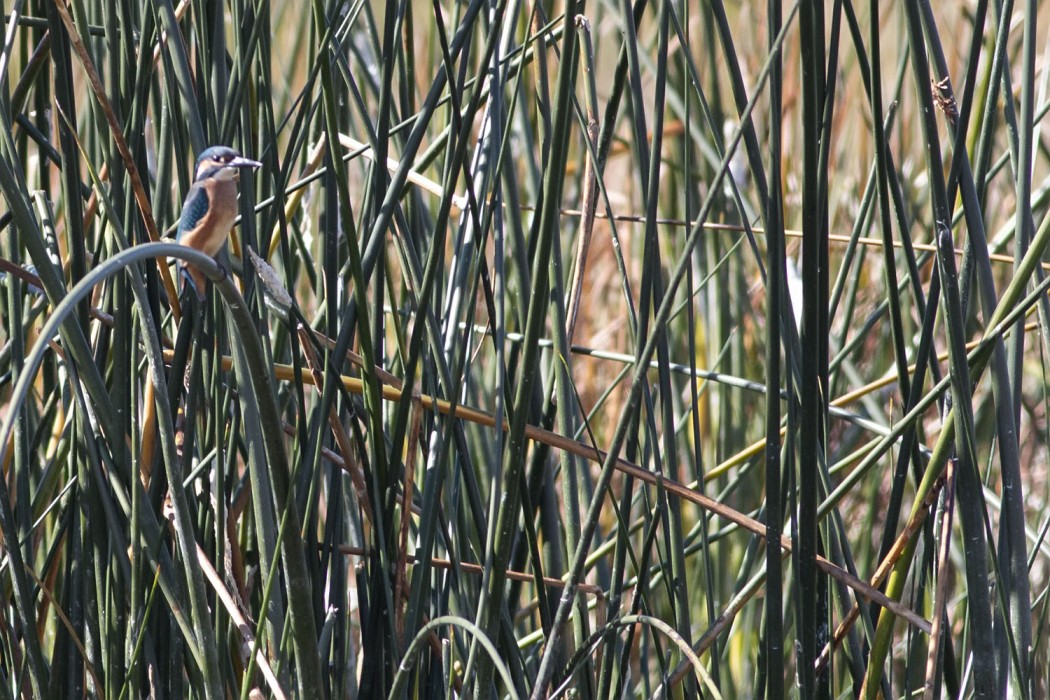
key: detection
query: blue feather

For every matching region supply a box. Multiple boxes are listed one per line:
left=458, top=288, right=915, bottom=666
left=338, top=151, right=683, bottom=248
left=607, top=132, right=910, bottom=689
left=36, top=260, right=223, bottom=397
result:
left=177, top=186, right=210, bottom=240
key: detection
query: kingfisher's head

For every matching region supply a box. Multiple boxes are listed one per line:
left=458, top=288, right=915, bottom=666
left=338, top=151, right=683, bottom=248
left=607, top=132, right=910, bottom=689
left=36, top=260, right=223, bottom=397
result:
left=192, top=146, right=261, bottom=184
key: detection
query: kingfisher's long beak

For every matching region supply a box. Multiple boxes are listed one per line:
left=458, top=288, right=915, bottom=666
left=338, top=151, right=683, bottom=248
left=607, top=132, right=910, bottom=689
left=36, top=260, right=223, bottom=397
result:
left=230, top=156, right=262, bottom=169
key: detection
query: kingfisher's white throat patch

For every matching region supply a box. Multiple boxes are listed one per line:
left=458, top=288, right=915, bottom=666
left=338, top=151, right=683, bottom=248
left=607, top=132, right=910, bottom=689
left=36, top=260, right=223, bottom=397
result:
left=213, top=167, right=241, bottom=182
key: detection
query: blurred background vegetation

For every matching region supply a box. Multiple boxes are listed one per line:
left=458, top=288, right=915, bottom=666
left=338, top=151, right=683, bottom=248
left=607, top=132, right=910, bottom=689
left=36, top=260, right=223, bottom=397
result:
left=0, top=0, right=1047, bottom=697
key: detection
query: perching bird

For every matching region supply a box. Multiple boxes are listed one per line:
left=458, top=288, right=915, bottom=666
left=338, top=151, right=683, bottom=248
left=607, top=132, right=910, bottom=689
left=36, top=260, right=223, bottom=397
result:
left=176, top=145, right=261, bottom=300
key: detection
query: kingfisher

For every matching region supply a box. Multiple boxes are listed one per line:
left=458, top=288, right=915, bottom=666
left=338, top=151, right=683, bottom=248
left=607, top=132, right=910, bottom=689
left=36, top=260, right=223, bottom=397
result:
left=176, top=145, right=261, bottom=299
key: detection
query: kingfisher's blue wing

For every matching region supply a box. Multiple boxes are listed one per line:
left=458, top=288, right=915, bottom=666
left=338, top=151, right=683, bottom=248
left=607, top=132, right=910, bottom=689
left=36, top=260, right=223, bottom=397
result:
left=176, top=184, right=212, bottom=301
left=177, top=185, right=211, bottom=240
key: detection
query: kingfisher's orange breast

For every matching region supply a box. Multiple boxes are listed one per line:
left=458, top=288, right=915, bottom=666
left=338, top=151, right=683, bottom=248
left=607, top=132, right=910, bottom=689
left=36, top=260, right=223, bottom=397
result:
left=179, top=179, right=239, bottom=257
